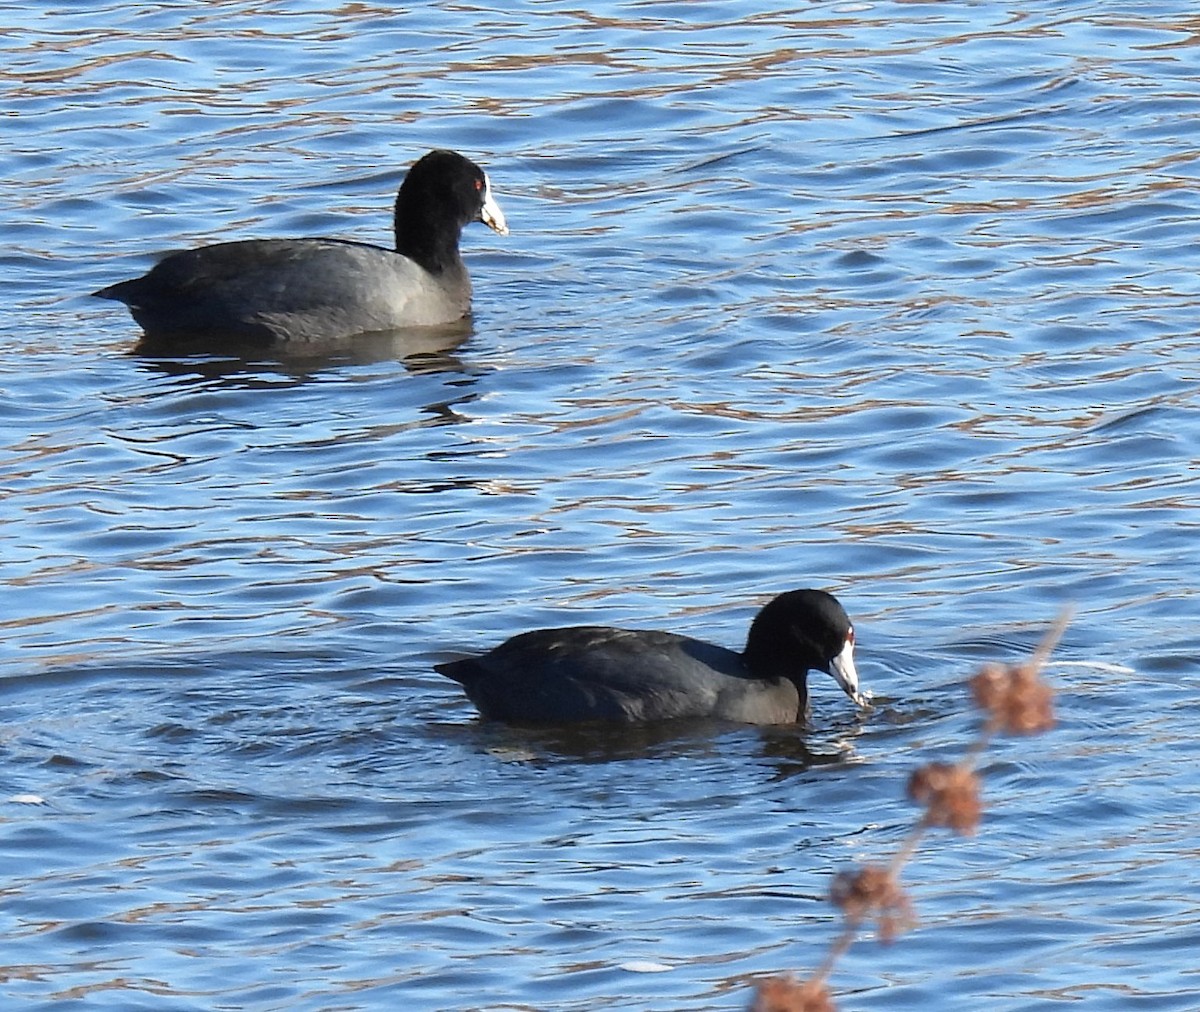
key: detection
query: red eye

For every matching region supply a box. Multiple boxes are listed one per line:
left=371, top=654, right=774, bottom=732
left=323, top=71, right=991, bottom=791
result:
left=847, top=627, right=856, bottom=645
left=475, top=179, right=483, bottom=192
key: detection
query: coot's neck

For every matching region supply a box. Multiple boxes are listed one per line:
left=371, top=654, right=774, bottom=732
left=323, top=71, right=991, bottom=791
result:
left=393, top=191, right=463, bottom=276
left=742, top=636, right=810, bottom=711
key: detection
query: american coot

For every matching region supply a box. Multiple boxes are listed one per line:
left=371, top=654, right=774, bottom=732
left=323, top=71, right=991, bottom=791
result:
left=93, top=149, right=508, bottom=350
left=436, top=589, right=867, bottom=725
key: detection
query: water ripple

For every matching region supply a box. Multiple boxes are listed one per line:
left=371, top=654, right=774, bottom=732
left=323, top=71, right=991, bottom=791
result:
left=3, top=2, right=1200, bottom=1009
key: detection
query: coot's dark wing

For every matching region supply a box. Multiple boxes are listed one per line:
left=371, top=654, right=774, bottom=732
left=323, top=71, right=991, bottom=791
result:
left=435, top=627, right=745, bottom=723
left=94, top=239, right=451, bottom=345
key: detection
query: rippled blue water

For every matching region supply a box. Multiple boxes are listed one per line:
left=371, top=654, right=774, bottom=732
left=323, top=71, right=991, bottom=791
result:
left=3, top=2, right=1199, bottom=1009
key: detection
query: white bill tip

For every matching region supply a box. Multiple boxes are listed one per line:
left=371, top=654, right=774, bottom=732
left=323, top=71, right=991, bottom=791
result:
left=480, top=173, right=508, bottom=236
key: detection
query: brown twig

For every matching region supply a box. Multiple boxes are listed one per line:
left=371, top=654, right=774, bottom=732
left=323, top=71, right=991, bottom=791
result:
left=751, top=607, right=1070, bottom=1010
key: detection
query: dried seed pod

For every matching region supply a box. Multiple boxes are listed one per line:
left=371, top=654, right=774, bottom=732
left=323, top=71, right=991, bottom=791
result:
left=750, top=975, right=836, bottom=1012
left=970, top=661, right=1055, bottom=735
left=907, top=762, right=982, bottom=834
left=829, top=865, right=915, bottom=942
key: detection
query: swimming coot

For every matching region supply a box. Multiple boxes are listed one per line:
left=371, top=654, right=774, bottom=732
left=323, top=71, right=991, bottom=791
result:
left=435, top=589, right=867, bottom=725
left=92, top=149, right=508, bottom=349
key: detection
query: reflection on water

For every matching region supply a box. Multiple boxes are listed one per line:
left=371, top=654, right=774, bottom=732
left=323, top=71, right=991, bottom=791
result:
left=433, top=715, right=858, bottom=772
left=2, top=2, right=1200, bottom=1010
left=130, top=318, right=478, bottom=380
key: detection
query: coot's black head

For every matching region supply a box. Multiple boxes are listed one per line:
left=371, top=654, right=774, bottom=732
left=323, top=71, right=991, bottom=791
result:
left=742, top=589, right=864, bottom=705
left=393, top=149, right=507, bottom=272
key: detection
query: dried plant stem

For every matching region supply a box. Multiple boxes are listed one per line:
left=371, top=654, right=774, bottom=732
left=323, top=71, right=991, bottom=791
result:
left=1031, top=606, right=1074, bottom=671
left=753, top=607, right=1071, bottom=1011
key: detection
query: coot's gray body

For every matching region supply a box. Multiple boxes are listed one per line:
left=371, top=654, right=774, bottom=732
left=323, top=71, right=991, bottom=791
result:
left=436, top=589, right=865, bottom=725
left=93, top=150, right=507, bottom=350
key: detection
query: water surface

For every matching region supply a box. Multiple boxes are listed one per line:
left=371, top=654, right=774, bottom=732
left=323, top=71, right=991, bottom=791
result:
left=3, top=2, right=1199, bottom=1009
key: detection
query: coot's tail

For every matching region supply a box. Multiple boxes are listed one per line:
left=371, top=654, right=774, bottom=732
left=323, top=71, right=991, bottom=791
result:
left=92, top=278, right=140, bottom=303
left=434, top=658, right=484, bottom=687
